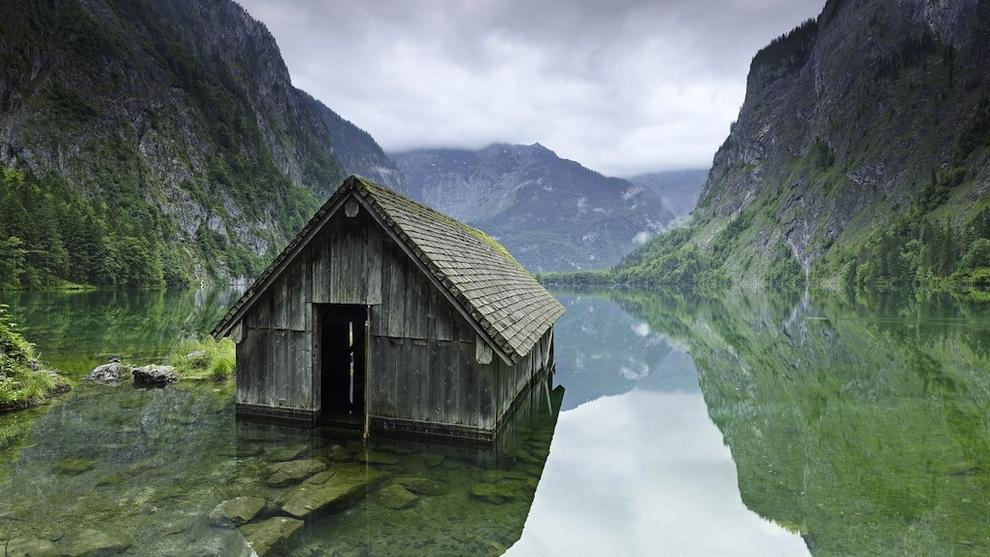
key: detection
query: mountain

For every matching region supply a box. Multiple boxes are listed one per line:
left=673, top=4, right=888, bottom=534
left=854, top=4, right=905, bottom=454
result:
left=615, top=0, right=990, bottom=289
left=627, top=169, right=708, bottom=217
left=0, top=0, right=401, bottom=288
left=393, top=144, right=676, bottom=272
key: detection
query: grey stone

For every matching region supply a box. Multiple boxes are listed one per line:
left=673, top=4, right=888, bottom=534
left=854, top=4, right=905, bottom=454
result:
left=86, top=362, right=131, bottom=385
left=132, top=365, right=178, bottom=387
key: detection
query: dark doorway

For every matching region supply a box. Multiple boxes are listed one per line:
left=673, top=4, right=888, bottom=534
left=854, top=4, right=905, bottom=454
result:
left=318, top=304, right=367, bottom=426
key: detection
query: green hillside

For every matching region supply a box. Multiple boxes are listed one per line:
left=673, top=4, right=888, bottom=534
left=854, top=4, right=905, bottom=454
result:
left=0, top=0, right=398, bottom=289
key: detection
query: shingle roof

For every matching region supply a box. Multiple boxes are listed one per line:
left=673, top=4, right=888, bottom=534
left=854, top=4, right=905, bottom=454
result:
left=212, top=175, right=564, bottom=363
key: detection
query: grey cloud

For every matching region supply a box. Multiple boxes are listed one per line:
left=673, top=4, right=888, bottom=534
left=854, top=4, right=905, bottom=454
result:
left=239, top=0, right=822, bottom=175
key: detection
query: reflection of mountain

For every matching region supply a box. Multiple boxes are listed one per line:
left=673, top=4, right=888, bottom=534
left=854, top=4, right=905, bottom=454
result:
left=550, top=292, right=698, bottom=410
left=616, top=288, right=990, bottom=556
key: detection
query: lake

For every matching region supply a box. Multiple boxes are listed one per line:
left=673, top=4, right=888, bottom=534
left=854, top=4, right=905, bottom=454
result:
left=1, top=287, right=988, bottom=556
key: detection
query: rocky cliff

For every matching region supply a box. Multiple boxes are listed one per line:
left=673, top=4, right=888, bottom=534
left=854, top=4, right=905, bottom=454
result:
left=394, top=144, right=676, bottom=272
left=0, top=0, right=400, bottom=287
left=617, top=0, right=990, bottom=288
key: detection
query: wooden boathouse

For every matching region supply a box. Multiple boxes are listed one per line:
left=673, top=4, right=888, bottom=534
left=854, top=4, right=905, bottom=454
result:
left=211, top=176, right=564, bottom=442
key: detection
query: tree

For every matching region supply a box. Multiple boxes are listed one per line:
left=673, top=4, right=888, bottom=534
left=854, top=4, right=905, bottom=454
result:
left=0, top=236, right=26, bottom=288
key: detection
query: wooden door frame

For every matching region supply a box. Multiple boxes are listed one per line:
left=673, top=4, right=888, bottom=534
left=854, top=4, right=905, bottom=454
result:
left=311, top=302, right=371, bottom=432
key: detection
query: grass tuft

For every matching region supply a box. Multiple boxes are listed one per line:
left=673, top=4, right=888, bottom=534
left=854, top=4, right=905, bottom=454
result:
left=170, top=336, right=236, bottom=381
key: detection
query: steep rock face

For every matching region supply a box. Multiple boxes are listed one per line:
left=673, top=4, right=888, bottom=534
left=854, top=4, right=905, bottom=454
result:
left=0, top=0, right=400, bottom=286
left=394, top=144, right=675, bottom=272
left=623, top=0, right=990, bottom=286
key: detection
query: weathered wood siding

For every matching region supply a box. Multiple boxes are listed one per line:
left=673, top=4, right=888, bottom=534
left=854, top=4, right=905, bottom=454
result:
left=493, top=329, right=554, bottom=424
left=237, top=203, right=383, bottom=413
left=367, top=234, right=498, bottom=430
left=235, top=193, right=554, bottom=437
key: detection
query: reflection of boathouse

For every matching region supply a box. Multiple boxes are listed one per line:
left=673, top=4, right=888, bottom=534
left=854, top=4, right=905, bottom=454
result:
left=212, top=176, right=564, bottom=442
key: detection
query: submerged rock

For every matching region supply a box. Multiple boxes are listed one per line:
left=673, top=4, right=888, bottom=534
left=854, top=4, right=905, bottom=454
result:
left=56, top=529, right=128, bottom=556
left=394, top=476, right=447, bottom=496
left=86, top=361, right=131, bottom=385
left=238, top=517, right=302, bottom=557
left=469, top=483, right=518, bottom=504
left=266, top=459, right=327, bottom=487
left=209, top=496, right=265, bottom=527
left=378, top=484, right=418, bottom=510
left=6, top=537, right=57, bottom=557
left=52, top=458, right=94, bottom=476
left=282, top=465, right=384, bottom=518
left=356, top=450, right=400, bottom=465
left=267, top=444, right=308, bottom=462
left=132, top=365, right=177, bottom=388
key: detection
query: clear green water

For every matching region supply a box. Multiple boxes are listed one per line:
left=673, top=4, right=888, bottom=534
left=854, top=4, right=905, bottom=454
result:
left=1, top=288, right=989, bottom=556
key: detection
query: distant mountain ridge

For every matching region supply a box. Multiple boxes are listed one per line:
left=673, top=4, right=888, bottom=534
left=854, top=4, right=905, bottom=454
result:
left=627, top=169, right=709, bottom=217
left=615, top=0, right=990, bottom=289
left=0, top=0, right=401, bottom=288
left=393, top=143, right=677, bottom=272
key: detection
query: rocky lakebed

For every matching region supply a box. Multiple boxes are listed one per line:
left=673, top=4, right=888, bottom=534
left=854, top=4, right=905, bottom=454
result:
left=0, top=379, right=558, bottom=556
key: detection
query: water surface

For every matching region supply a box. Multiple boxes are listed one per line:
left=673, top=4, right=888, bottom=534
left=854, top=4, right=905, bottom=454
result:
left=1, top=287, right=988, bottom=555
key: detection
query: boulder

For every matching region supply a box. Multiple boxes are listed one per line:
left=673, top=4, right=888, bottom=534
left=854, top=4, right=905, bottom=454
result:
left=56, top=529, right=128, bottom=556
left=132, top=365, right=178, bottom=388
left=266, top=459, right=326, bottom=487
left=238, top=517, right=302, bottom=557
left=209, top=496, right=265, bottom=527
left=378, top=484, right=418, bottom=510
left=86, top=361, right=131, bottom=385
left=282, top=465, right=384, bottom=518
left=6, top=537, right=57, bottom=557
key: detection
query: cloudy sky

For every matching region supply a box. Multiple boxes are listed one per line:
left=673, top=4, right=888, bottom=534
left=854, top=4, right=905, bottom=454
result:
left=239, top=0, right=822, bottom=176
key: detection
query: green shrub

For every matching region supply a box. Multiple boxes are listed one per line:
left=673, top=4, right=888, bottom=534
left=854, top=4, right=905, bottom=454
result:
left=0, top=304, right=66, bottom=410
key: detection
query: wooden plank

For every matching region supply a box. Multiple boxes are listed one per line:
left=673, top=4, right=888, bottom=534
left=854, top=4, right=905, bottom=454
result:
left=386, top=245, right=405, bottom=336
left=312, top=228, right=328, bottom=304
left=366, top=222, right=383, bottom=304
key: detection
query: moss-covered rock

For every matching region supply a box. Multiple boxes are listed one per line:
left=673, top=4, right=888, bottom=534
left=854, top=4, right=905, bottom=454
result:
left=56, top=529, right=128, bottom=557
left=266, top=458, right=326, bottom=487
left=378, top=484, right=418, bottom=510
left=52, top=458, right=94, bottom=476
left=282, top=465, right=384, bottom=518
left=209, top=496, right=265, bottom=526
left=469, top=483, right=519, bottom=505
left=394, top=476, right=447, bottom=496
left=6, top=537, right=57, bottom=557
left=238, top=517, right=302, bottom=557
